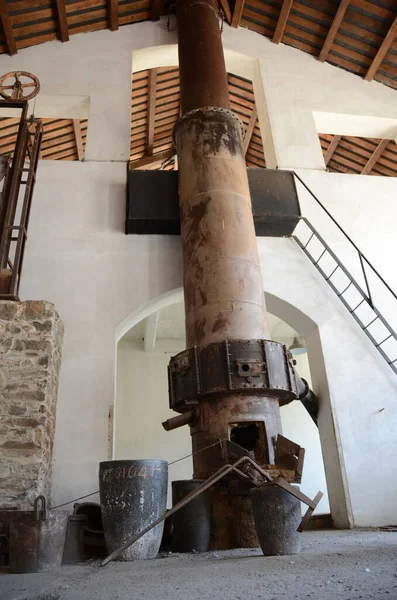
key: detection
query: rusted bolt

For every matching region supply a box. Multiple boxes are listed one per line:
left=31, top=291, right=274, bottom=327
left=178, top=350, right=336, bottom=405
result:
left=247, top=376, right=253, bottom=383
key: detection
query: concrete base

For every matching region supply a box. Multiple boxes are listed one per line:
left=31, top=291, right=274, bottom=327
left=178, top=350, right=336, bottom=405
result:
left=0, top=531, right=395, bottom=600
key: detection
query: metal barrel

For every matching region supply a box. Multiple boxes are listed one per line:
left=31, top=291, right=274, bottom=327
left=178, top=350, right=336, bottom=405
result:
left=99, top=459, right=168, bottom=561
left=250, top=485, right=301, bottom=556
left=171, top=480, right=210, bottom=552
left=8, top=510, right=69, bottom=573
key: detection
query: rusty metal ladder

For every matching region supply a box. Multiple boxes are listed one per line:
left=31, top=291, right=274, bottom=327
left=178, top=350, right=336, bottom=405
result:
left=292, top=172, right=397, bottom=375
left=0, top=100, right=43, bottom=300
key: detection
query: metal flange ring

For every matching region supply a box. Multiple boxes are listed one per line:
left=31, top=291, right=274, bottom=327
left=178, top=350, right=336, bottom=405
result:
left=0, top=71, right=40, bottom=101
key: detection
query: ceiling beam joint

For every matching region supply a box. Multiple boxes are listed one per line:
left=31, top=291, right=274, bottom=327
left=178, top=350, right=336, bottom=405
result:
left=273, top=0, right=293, bottom=45
left=365, top=16, right=397, bottom=82
left=361, top=139, right=389, bottom=175
left=0, top=0, right=17, bottom=56
left=151, top=0, right=164, bottom=22
left=55, top=0, right=69, bottom=43
left=108, top=0, right=119, bottom=31
left=244, top=107, right=257, bottom=155
left=324, top=135, right=341, bottom=166
left=231, top=0, right=245, bottom=28
left=318, top=0, right=350, bottom=63
left=73, top=120, right=84, bottom=161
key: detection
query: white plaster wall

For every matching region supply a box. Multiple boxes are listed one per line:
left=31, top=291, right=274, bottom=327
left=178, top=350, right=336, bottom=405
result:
left=0, top=20, right=394, bottom=526
left=280, top=353, right=330, bottom=515
left=115, top=338, right=191, bottom=507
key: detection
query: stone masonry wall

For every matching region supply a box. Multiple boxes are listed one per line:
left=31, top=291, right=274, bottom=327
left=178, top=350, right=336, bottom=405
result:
left=0, top=301, right=63, bottom=509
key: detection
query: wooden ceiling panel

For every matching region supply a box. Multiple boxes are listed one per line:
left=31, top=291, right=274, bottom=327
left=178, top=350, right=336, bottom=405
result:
left=0, top=117, right=88, bottom=161
left=1, top=1, right=397, bottom=92
left=319, top=132, right=397, bottom=177
left=130, top=67, right=266, bottom=170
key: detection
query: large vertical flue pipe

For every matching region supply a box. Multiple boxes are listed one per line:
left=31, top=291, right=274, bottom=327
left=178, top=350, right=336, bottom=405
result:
left=174, top=0, right=282, bottom=485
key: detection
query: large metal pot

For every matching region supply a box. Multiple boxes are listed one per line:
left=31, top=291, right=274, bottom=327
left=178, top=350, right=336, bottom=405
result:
left=99, top=459, right=168, bottom=560
left=250, top=485, right=301, bottom=556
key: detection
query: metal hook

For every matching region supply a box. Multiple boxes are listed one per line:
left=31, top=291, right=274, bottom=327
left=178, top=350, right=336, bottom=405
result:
left=34, top=495, right=47, bottom=521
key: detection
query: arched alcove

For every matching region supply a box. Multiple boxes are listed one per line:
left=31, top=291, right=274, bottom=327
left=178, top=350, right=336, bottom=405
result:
left=113, top=287, right=350, bottom=524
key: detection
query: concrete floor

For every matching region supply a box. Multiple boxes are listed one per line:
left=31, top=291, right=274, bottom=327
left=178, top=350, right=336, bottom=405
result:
left=1, top=531, right=397, bottom=600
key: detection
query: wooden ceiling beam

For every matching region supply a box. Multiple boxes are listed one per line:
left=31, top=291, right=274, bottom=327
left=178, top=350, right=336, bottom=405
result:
left=218, top=0, right=232, bottom=25
left=147, top=69, right=157, bottom=156
left=361, top=139, right=389, bottom=174
left=0, top=0, right=17, bottom=55
left=108, top=0, right=119, bottom=31
left=273, top=0, right=293, bottom=45
left=318, top=0, right=350, bottom=63
left=73, top=120, right=84, bottom=161
left=231, top=0, right=245, bottom=28
left=55, top=0, right=69, bottom=42
left=130, top=149, right=175, bottom=169
left=365, top=16, right=397, bottom=81
left=243, top=107, right=257, bottom=155
left=151, top=0, right=164, bottom=22
left=324, top=135, right=341, bottom=166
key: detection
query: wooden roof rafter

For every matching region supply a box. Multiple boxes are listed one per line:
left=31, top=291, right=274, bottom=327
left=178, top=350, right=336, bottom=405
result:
left=365, top=15, right=397, bottom=82
left=232, top=0, right=245, bottom=29
left=318, top=0, right=351, bottom=63
left=108, top=0, right=119, bottom=31
left=0, top=0, right=17, bottom=56
left=54, top=0, right=69, bottom=43
left=273, top=0, right=294, bottom=45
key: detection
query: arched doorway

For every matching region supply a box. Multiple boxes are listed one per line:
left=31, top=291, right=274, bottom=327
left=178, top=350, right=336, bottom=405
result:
left=113, top=288, right=351, bottom=525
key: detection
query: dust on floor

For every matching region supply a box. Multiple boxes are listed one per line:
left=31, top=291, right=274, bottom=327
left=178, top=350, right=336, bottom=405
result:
left=1, top=530, right=397, bottom=600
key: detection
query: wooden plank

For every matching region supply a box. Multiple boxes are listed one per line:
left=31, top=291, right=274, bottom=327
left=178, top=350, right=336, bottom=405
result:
left=108, top=0, right=119, bottom=31
left=231, top=0, right=245, bottom=28
left=219, top=0, right=232, bottom=25
left=130, top=149, right=174, bottom=169
left=361, top=139, right=390, bottom=175
left=55, top=0, right=69, bottom=42
left=243, top=107, right=257, bottom=155
left=0, top=0, right=17, bottom=55
left=73, top=120, right=84, bottom=161
left=324, top=134, right=341, bottom=165
left=273, top=0, right=293, bottom=45
left=318, top=0, right=350, bottom=62
left=365, top=16, right=397, bottom=82
left=151, top=0, right=163, bottom=21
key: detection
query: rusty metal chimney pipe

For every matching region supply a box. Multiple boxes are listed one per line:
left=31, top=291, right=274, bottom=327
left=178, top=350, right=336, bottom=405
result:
left=174, top=0, right=282, bottom=483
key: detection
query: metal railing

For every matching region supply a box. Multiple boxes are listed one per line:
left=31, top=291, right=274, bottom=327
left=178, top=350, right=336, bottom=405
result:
left=0, top=100, right=43, bottom=300
left=292, top=172, right=397, bottom=375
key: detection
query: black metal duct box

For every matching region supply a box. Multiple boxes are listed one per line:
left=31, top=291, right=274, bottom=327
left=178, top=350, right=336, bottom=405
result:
left=126, top=168, right=300, bottom=237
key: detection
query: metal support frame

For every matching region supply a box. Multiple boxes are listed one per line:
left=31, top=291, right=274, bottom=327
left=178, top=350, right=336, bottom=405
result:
left=101, top=454, right=322, bottom=566
left=0, top=100, right=43, bottom=300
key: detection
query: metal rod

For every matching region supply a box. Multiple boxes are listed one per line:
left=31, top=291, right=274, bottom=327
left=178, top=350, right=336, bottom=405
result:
left=359, top=252, right=373, bottom=308
left=293, top=172, right=397, bottom=304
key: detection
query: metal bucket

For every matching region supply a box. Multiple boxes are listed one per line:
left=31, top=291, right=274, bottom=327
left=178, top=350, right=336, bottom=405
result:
left=8, top=496, right=69, bottom=573
left=172, top=480, right=210, bottom=552
left=99, top=459, right=168, bottom=561
left=250, top=485, right=301, bottom=556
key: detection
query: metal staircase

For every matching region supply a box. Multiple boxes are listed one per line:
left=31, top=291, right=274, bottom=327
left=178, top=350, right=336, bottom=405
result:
left=292, top=172, right=397, bottom=376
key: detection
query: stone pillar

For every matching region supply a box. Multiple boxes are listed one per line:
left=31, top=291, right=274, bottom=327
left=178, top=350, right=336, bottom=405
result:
left=0, top=301, right=63, bottom=509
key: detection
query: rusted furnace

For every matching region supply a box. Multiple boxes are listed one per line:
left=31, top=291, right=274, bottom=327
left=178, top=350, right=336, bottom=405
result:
left=164, top=0, right=316, bottom=550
